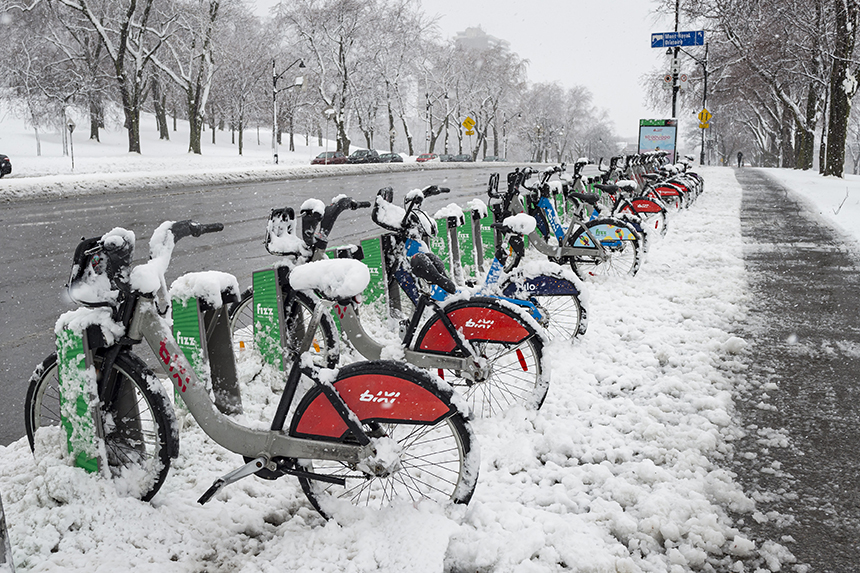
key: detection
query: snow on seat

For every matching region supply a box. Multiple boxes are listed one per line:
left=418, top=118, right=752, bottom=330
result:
left=289, top=259, right=370, bottom=300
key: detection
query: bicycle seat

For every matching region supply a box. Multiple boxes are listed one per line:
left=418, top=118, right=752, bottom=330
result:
left=569, top=191, right=600, bottom=205
left=593, top=184, right=618, bottom=193
left=410, top=252, right=456, bottom=294
left=288, top=259, right=370, bottom=302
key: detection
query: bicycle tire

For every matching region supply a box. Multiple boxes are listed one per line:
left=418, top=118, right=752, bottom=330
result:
left=24, top=352, right=177, bottom=502
left=290, top=361, right=477, bottom=517
left=414, top=298, right=549, bottom=416
left=228, top=288, right=340, bottom=369
left=532, top=293, right=586, bottom=340
left=568, top=218, right=642, bottom=279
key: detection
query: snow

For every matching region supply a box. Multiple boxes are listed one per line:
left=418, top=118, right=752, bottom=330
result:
left=289, top=259, right=371, bottom=300
left=5, top=110, right=860, bottom=571
left=502, top=213, right=537, bottom=235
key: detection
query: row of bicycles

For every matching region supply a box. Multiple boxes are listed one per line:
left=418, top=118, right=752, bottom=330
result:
left=23, top=151, right=703, bottom=518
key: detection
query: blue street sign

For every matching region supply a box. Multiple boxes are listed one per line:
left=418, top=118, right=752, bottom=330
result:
left=651, top=30, right=705, bottom=48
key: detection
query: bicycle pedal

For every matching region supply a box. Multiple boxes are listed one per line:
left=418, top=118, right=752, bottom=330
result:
left=197, top=455, right=269, bottom=504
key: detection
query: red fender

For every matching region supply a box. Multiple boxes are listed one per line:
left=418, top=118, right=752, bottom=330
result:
left=291, top=363, right=453, bottom=439
left=416, top=298, right=533, bottom=353
left=631, top=198, right=665, bottom=214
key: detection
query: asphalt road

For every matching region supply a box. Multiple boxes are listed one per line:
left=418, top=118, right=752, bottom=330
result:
left=733, top=167, right=860, bottom=572
left=0, top=165, right=511, bottom=446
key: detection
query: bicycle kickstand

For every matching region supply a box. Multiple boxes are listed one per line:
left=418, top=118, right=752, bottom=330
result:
left=198, top=455, right=269, bottom=504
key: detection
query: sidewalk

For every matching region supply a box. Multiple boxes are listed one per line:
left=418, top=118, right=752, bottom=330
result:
left=733, top=167, right=860, bottom=572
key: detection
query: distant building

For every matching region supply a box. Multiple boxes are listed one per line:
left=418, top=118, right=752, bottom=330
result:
left=454, top=26, right=510, bottom=52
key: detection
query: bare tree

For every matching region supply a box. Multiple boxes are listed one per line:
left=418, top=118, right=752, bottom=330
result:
left=48, top=0, right=174, bottom=153
left=151, top=0, right=223, bottom=154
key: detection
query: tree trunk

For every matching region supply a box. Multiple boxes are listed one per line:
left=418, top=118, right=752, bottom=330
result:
left=388, top=103, right=396, bottom=152
left=88, top=98, right=102, bottom=142
left=824, top=0, right=859, bottom=176
left=238, top=119, right=244, bottom=155
left=152, top=76, right=169, bottom=141
left=400, top=117, right=413, bottom=156
left=795, top=84, right=817, bottom=170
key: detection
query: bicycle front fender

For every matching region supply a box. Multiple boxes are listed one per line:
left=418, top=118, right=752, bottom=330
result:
left=290, top=361, right=457, bottom=440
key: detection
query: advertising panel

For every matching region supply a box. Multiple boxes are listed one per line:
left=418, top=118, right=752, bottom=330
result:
left=638, top=119, right=678, bottom=162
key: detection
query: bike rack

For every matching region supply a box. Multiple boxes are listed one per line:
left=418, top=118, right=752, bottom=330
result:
left=55, top=323, right=106, bottom=475
left=0, top=489, right=14, bottom=572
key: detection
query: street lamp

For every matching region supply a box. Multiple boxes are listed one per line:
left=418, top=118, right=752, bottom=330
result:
left=677, top=43, right=709, bottom=164
left=272, top=57, right=305, bottom=164
left=67, top=118, right=76, bottom=171
left=323, top=108, right=335, bottom=157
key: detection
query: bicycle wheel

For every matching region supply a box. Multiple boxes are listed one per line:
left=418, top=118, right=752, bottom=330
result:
left=453, top=336, right=546, bottom=417
left=532, top=294, right=586, bottom=340
left=414, top=299, right=549, bottom=416
left=568, top=218, right=642, bottom=279
left=25, top=352, right=177, bottom=502
left=291, top=362, right=477, bottom=517
left=229, top=288, right=339, bottom=368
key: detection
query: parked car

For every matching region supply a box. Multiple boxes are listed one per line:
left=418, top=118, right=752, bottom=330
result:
left=482, top=155, right=506, bottom=162
left=437, top=154, right=454, bottom=162
left=452, top=154, right=473, bottom=162
left=311, top=151, right=347, bottom=165
left=0, top=154, right=10, bottom=177
left=416, top=153, right=440, bottom=163
left=378, top=152, right=404, bottom=163
left=347, top=149, right=381, bottom=164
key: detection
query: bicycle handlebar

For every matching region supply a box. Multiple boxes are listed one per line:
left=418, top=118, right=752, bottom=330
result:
left=314, top=196, right=372, bottom=252
left=371, top=185, right=448, bottom=234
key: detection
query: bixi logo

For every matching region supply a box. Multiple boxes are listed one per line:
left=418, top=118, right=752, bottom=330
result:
left=465, top=318, right=494, bottom=329
left=159, top=339, right=190, bottom=393
left=360, top=390, right=401, bottom=404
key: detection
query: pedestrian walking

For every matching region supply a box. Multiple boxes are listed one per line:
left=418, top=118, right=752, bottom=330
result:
left=737, top=151, right=744, bottom=167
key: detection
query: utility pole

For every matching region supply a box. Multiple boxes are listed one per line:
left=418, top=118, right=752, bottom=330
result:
left=671, top=0, right=680, bottom=118
left=272, top=57, right=305, bottom=164
left=700, top=43, right=708, bottom=165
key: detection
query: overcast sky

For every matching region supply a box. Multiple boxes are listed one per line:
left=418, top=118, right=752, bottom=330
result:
left=255, top=0, right=682, bottom=140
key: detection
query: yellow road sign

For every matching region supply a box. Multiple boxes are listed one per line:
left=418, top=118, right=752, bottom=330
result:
left=465, top=129, right=475, bottom=136
left=462, top=116, right=475, bottom=129
left=699, top=122, right=710, bottom=129
left=698, top=108, right=712, bottom=123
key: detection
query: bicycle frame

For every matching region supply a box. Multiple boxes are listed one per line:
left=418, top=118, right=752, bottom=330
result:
left=131, top=295, right=371, bottom=464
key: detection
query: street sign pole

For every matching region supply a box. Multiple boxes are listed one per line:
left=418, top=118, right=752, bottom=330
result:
left=700, top=42, right=709, bottom=165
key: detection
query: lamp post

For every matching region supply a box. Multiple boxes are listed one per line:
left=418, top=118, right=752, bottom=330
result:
left=272, top=57, right=305, bottom=164
left=323, top=108, right=335, bottom=158
left=676, top=43, right=709, bottom=164
left=67, top=118, right=76, bottom=171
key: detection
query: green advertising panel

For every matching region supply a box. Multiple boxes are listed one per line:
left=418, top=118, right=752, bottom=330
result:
left=253, top=269, right=284, bottom=371
left=479, top=211, right=495, bottom=263
left=429, top=220, right=451, bottom=273
left=57, top=328, right=101, bottom=473
left=171, top=297, right=207, bottom=403
left=457, top=220, right=476, bottom=280
left=554, top=193, right=566, bottom=219
left=359, top=237, right=387, bottom=305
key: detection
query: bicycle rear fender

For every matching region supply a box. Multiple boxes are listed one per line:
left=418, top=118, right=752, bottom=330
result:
left=415, top=297, right=535, bottom=353
left=501, top=274, right=581, bottom=298
left=630, top=198, right=666, bottom=214
left=290, top=361, right=455, bottom=440
left=572, top=220, right=638, bottom=247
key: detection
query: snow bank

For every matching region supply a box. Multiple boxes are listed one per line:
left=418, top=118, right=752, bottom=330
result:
left=0, top=166, right=793, bottom=572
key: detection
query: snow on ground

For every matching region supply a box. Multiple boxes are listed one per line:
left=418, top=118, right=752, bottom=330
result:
left=4, top=108, right=860, bottom=572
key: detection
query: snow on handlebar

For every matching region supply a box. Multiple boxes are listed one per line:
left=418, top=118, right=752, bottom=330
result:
left=129, top=220, right=223, bottom=298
